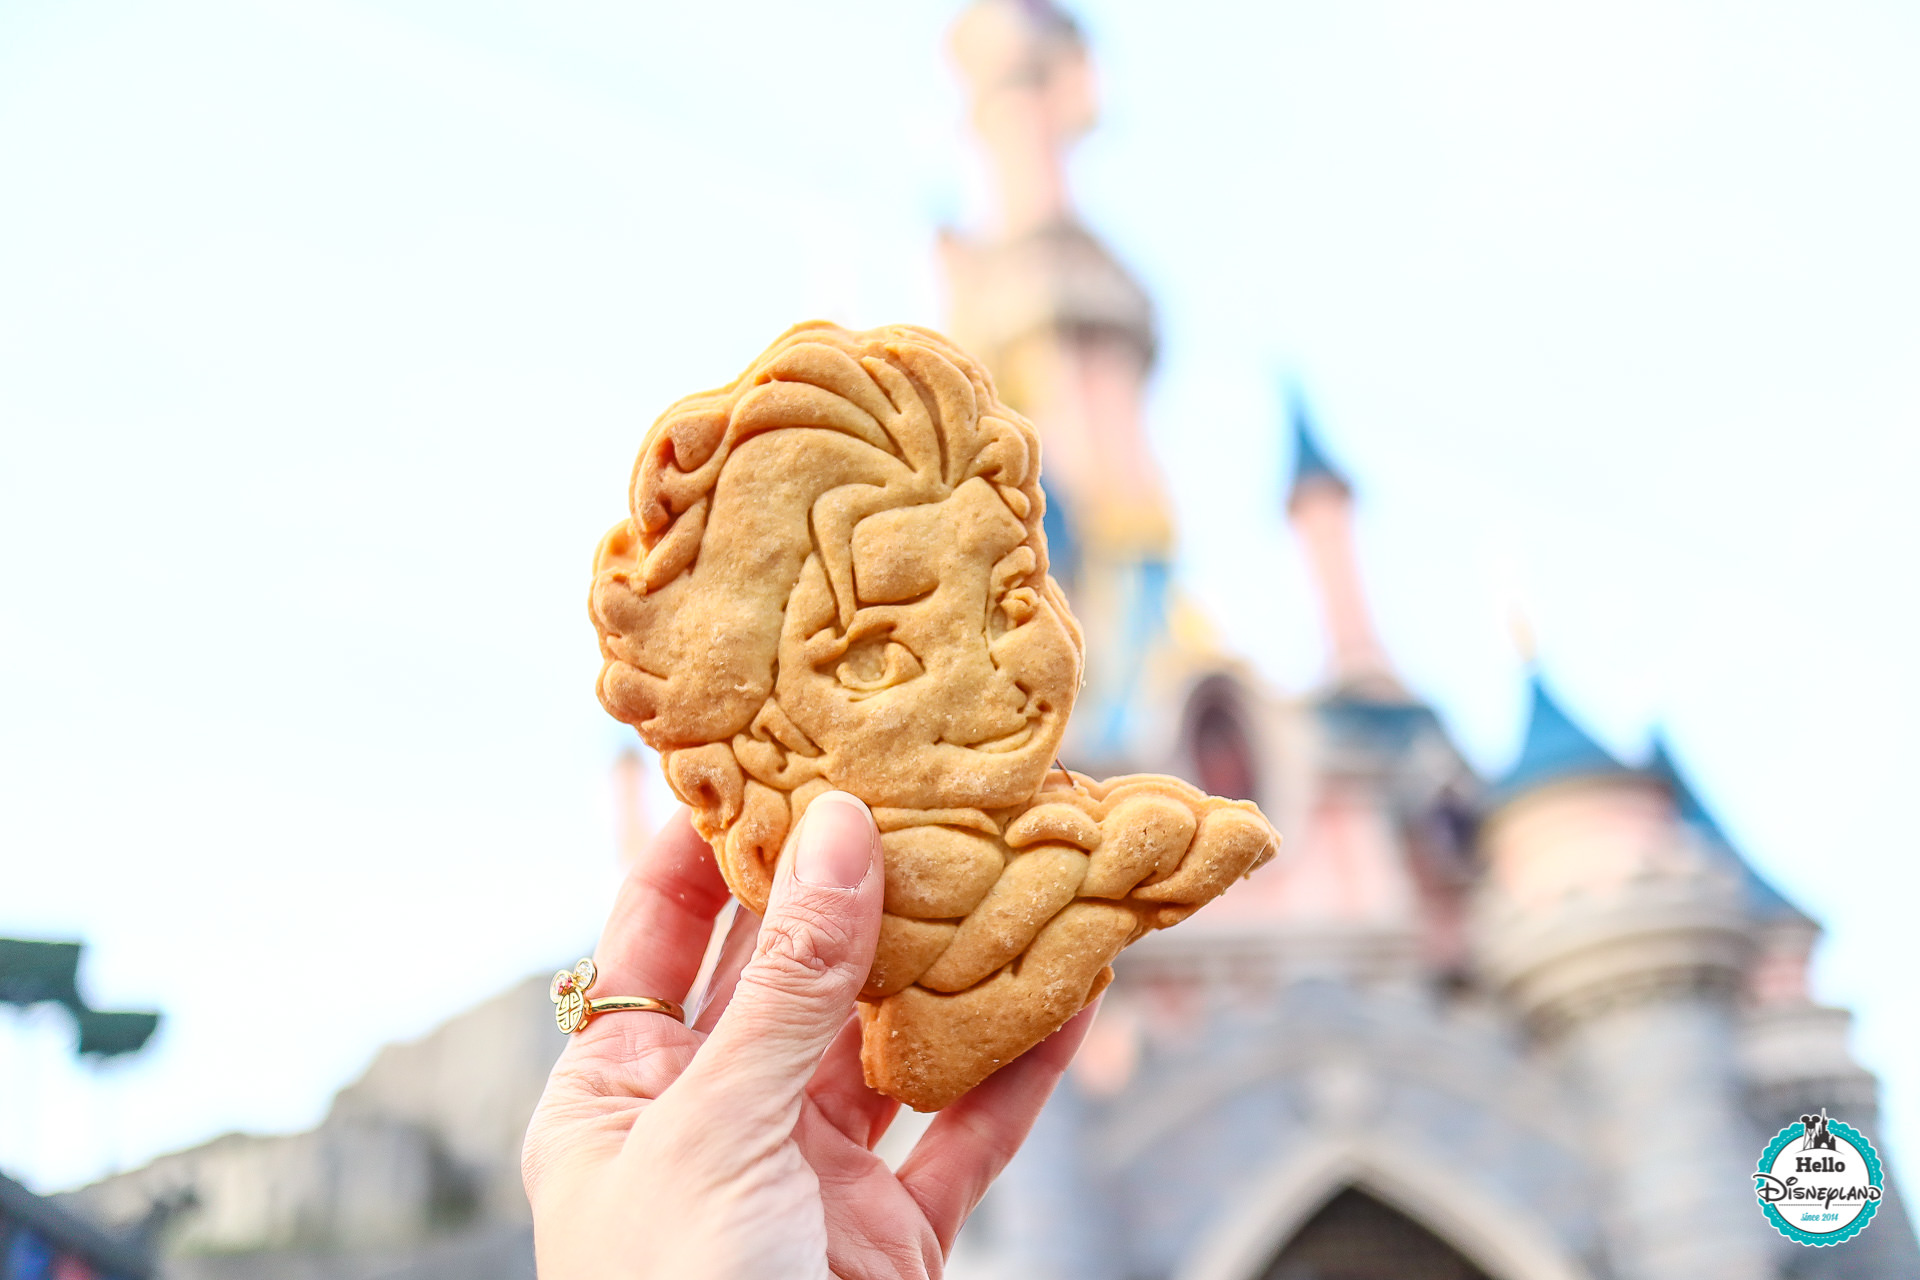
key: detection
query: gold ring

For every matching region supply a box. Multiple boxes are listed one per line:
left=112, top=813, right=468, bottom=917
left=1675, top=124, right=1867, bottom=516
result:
left=550, top=959, right=686, bottom=1033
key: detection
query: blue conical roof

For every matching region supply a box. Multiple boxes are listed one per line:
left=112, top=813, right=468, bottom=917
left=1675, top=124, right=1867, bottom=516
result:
left=1285, top=387, right=1350, bottom=507
left=1493, top=675, right=1630, bottom=803
left=1650, top=733, right=1808, bottom=923
left=1648, top=734, right=1729, bottom=845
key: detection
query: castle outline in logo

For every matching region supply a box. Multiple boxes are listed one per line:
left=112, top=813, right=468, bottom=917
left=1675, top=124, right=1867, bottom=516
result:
left=1755, top=1108, right=1884, bottom=1246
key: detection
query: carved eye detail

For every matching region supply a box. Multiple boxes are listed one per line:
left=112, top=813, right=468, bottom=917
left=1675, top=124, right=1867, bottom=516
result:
left=836, top=637, right=925, bottom=697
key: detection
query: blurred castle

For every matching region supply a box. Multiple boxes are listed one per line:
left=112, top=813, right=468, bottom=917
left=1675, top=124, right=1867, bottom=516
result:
left=63, top=3, right=1919, bottom=1278
left=937, top=7, right=1918, bottom=1279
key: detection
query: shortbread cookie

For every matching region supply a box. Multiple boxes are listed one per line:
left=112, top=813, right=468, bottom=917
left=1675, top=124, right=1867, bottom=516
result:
left=590, top=322, right=1278, bottom=1110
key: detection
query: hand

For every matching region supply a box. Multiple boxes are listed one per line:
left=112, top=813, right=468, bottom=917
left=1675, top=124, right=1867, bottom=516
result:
left=522, top=792, right=1098, bottom=1280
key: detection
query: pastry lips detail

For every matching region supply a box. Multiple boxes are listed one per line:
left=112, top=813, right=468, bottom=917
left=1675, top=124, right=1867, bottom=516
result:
left=590, top=321, right=1281, bottom=1111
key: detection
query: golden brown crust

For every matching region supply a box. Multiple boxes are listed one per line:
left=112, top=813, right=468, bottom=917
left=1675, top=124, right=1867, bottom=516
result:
left=861, top=901, right=1138, bottom=1113
left=590, top=322, right=1279, bottom=1110
left=855, top=772, right=1274, bottom=1109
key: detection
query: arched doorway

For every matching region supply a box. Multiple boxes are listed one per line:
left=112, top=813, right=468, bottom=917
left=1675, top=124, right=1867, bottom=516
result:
left=1260, top=1187, right=1493, bottom=1280
left=1183, top=675, right=1261, bottom=804
left=1174, top=1131, right=1595, bottom=1280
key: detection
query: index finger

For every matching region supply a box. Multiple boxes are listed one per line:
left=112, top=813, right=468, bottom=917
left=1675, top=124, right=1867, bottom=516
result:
left=587, top=808, right=734, bottom=1009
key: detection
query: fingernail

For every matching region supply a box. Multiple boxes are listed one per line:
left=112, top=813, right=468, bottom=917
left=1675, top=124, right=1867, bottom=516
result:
left=794, top=792, right=875, bottom=889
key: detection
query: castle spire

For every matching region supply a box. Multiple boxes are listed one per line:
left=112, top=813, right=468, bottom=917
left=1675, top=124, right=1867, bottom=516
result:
left=1284, top=390, right=1395, bottom=695
left=1650, top=732, right=1806, bottom=922
left=1648, top=733, right=1727, bottom=845
left=1285, top=388, right=1350, bottom=507
left=1492, top=673, right=1628, bottom=804
left=943, top=0, right=1161, bottom=550
left=949, top=0, right=1091, bottom=238
left=943, top=0, right=1172, bottom=763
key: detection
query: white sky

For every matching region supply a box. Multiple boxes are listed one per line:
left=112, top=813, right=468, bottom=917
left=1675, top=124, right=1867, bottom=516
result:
left=2, top=0, right=1916, bottom=1196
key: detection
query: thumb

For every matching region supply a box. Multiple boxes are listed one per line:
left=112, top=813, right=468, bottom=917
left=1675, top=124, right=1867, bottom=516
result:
left=670, top=791, right=882, bottom=1128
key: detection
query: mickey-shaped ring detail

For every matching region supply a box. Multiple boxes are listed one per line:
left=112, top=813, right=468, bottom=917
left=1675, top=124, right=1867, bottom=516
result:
left=550, top=957, right=686, bottom=1033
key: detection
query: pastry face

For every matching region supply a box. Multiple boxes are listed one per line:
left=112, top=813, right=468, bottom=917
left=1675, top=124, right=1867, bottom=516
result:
left=590, top=322, right=1076, bottom=839
left=776, top=477, right=1077, bottom=809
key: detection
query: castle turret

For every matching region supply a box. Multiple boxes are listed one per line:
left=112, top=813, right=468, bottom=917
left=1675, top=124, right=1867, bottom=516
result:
left=945, top=0, right=1173, bottom=767
left=1646, top=736, right=1861, bottom=1118
left=1474, top=677, right=1775, bottom=1280
left=1652, top=736, right=1920, bottom=1274
left=1284, top=394, right=1399, bottom=699
left=944, top=0, right=1164, bottom=555
left=1488, top=675, right=1631, bottom=803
